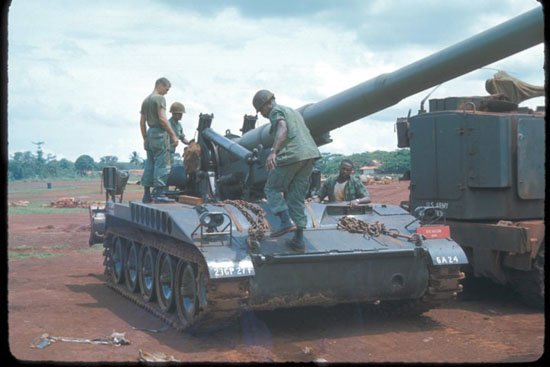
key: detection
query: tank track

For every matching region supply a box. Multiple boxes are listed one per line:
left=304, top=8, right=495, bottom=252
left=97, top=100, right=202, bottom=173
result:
left=103, top=225, right=250, bottom=333
left=377, top=265, right=465, bottom=316
left=505, top=243, right=545, bottom=309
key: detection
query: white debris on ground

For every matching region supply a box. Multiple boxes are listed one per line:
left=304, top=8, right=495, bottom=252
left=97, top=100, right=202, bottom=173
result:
left=30, top=331, right=130, bottom=349
left=138, top=349, right=181, bottom=362
left=8, top=200, right=30, bottom=207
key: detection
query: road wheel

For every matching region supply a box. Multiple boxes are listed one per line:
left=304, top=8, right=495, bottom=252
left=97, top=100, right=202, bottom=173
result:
left=111, top=237, right=126, bottom=284
left=156, top=252, right=176, bottom=312
left=124, top=241, right=140, bottom=293
left=139, top=246, right=157, bottom=302
left=506, top=242, right=545, bottom=309
left=175, top=261, right=199, bottom=326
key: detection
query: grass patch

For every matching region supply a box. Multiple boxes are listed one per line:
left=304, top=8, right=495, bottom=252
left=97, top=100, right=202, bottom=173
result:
left=8, top=252, right=62, bottom=261
left=49, top=244, right=71, bottom=250
left=8, top=206, right=88, bottom=215
left=12, top=245, right=33, bottom=251
left=78, top=246, right=104, bottom=254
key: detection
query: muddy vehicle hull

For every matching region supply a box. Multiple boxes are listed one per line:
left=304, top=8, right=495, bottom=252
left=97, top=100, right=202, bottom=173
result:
left=92, top=200, right=466, bottom=331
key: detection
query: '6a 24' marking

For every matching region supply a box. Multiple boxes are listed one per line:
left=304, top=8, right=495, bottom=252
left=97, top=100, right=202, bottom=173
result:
left=435, top=255, right=459, bottom=265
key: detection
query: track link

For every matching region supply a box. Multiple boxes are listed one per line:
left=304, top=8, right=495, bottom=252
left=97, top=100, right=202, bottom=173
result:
left=376, top=265, right=465, bottom=316
left=424, top=265, right=465, bottom=302
left=103, top=226, right=249, bottom=332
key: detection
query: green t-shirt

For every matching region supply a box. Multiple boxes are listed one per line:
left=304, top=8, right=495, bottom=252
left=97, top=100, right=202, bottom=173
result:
left=140, top=93, right=166, bottom=128
left=269, top=104, right=320, bottom=166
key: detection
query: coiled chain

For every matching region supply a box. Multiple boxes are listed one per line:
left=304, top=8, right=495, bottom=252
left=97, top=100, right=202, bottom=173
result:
left=337, top=215, right=422, bottom=244
left=221, top=200, right=270, bottom=250
left=337, top=216, right=386, bottom=236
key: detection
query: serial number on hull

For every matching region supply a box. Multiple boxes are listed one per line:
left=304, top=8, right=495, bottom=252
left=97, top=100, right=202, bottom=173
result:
left=208, top=260, right=255, bottom=278
left=435, top=256, right=460, bottom=265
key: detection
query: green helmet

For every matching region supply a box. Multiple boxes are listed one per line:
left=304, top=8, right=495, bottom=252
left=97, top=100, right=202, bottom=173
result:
left=252, top=90, right=274, bottom=112
left=169, top=102, right=186, bottom=114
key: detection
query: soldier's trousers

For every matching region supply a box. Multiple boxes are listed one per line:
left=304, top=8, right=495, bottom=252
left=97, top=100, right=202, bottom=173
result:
left=141, top=128, right=171, bottom=189
left=264, top=158, right=314, bottom=228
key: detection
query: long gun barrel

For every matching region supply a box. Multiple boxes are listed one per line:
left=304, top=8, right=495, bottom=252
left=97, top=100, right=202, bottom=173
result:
left=236, top=7, right=543, bottom=150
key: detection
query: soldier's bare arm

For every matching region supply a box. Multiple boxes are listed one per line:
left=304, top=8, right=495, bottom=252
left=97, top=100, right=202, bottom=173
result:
left=267, top=119, right=288, bottom=170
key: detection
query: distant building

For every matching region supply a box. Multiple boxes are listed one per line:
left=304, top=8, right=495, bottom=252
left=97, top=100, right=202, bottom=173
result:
left=358, top=161, right=382, bottom=175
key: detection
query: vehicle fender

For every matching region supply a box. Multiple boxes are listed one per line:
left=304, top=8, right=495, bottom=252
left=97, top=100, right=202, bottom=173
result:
left=423, top=239, right=469, bottom=266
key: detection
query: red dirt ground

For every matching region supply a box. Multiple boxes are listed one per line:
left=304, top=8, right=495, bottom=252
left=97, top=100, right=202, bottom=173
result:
left=7, top=180, right=544, bottom=363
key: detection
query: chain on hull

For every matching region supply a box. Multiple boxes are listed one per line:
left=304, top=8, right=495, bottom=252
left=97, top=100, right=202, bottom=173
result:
left=337, top=216, right=465, bottom=314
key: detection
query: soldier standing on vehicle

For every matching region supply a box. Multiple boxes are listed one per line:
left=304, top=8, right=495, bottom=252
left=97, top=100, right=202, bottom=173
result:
left=253, top=90, right=321, bottom=251
left=168, top=101, right=191, bottom=164
left=140, top=77, right=179, bottom=203
left=313, top=159, right=371, bottom=206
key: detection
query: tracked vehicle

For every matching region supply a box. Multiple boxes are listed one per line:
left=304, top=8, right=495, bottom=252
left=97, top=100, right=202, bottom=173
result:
left=89, top=8, right=542, bottom=331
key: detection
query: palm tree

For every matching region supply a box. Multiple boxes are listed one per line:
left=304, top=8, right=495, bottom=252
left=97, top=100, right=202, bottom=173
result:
left=129, top=151, right=143, bottom=168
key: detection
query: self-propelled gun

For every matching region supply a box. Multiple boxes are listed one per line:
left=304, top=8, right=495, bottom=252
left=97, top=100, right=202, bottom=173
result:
left=89, top=8, right=542, bottom=331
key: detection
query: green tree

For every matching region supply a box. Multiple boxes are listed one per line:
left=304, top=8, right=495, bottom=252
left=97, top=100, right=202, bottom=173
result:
left=9, top=151, right=37, bottom=180
left=58, top=158, right=76, bottom=178
left=74, top=154, right=96, bottom=175
left=32, top=141, right=46, bottom=178
left=99, top=155, right=119, bottom=167
left=379, top=149, right=410, bottom=173
left=315, top=152, right=344, bottom=175
left=44, top=160, right=59, bottom=177
left=58, top=158, right=75, bottom=172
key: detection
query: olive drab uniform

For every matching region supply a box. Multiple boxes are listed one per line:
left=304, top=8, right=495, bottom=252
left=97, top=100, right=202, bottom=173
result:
left=264, top=104, right=320, bottom=228
left=141, top=93, right=171, bottom=189
left=318, top=174, right=370, bottom=202
left=168, top=116, right=186, bottom=164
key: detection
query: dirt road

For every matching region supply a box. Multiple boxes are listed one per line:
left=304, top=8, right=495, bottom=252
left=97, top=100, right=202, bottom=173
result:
left=7, top=180, right=544, bottom=363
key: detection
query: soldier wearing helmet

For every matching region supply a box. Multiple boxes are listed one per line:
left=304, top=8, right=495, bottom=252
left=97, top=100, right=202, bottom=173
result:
left=168, top=101, right=191, bottom=164
left=252, top=89, right=321, bottom=251
left=140, top=77, right=179, bottom=203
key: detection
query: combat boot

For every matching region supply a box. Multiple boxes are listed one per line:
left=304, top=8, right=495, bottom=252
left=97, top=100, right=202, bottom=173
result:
left=142, top=186, right=152, bottom=203
left=270, top=209, right=297, bottom=237
left=153, top=186, right=175, bottom=203
left=287, top=227, right=305, bottom=252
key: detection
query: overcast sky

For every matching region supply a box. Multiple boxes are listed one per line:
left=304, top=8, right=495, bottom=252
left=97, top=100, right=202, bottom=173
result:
left=8, top=0, right=545, bottom=162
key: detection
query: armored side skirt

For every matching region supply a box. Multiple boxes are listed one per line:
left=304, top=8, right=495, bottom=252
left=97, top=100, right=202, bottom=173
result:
left=247, top=250, right=429, bottom=309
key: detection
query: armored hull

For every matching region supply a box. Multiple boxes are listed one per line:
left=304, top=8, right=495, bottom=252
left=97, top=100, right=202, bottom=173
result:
left=94, top=199, right=466, bottom=331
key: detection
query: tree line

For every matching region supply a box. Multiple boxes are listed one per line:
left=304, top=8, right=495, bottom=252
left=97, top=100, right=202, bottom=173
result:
left=8, top=150, right=146, bottom=181
left=315, top=149, right=410, bottom=175
left=8, top=147, right=409, bottom=181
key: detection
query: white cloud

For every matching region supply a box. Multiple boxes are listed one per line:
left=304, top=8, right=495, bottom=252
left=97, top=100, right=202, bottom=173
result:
left=8, top=0, right=545, bottom=162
